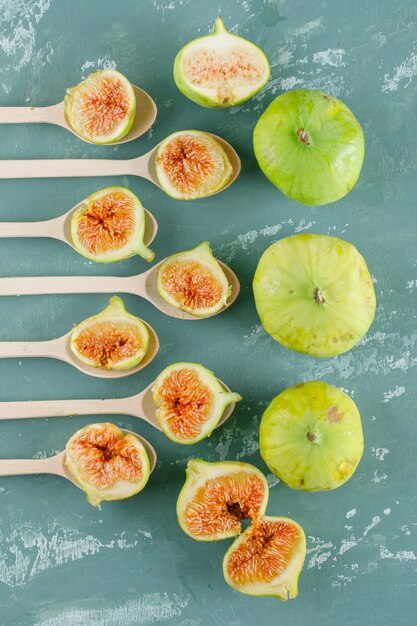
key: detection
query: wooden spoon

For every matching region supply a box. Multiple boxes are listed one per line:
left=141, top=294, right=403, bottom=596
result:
left=0, top=85, right=157, bottom=145
left=0, top=196, right=158, bottom=259
left=0, top=257, right=240, bottom=321
left=0, top=429, right=157, bottom=487
left=0, top=379, right=237, bottom=430
left=0, top=319, right=159, bottom=379
left=0, top=133, right=240, bottom=198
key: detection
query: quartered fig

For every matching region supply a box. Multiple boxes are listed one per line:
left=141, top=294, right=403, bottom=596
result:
left=223, top=515, right=306, bottom=599
left=157, top=241, right=231, bottom=317
left=70, top=296, right=149, bottom=371
left=65, top=422, right=150, bottom=507
left=253, top=234, right=376, bottom=357
left=253, top=89, right=365, bottom=205
left=260, top=381, right=364, bottom=491
left=152, top=363, right=241, bottom=444
left=71, top=186, right=154, bottom=263
left=155, top=131, right=232, bottom=200
left=64, top=69, right=136, bottom=144
left=177, top=459, right=269, bottom=541
left=174, top=16, right=270, bottom=108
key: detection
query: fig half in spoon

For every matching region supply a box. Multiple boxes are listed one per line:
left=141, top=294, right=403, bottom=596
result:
left=70, top=296, right=149, bottom=371
left=155, top=131, right=233, bottom=200
left=64, top=69, right=136, bottom=144
left=152, top=363, right=242, bottom=444
left=65, top=422, right=151, bottom=507
left=71, top=186, right=154, bottom=263
left=174, top=17, right=270, bottom=108
left=157, top=241, right=231, bottom=317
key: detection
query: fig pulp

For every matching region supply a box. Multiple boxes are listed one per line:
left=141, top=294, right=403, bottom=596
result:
left=253, top=234, right=376, bottom=357
left=253, top=89, right=365, bottom=205
left=176, top=459, right=269, bottom=541
left=260, top=381, right=364, bottom=491
left=71, top=186, right=154, bottom=263
left=174, top=16, right=270, bottom=108
left=64, top=69, right=136, bottom=144
left=223, top=515, right=306, bottom=599
left=157, top=241, right=231, bottom=317
left=65, top=422, right=150, bottom=507
left=152, top=363, right=241, bottom=444
left=70, top=296, right=149, bottom=371
left=155, top=131, right=233, bottom=199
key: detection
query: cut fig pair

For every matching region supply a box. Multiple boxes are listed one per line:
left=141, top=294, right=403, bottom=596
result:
left=177, top=459, right=306, bottom=600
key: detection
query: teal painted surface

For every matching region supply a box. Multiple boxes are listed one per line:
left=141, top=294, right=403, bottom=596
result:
left=0, top=0, right=415, bottom=624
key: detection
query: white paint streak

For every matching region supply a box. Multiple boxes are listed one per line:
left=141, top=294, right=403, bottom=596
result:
left=81, top=57, right=117, bottom=77
left=372, top=470, right=388, bottom=484
left=216, top=219, right=315, bottom=262
left=34, top=593, right=190, bottom=626
left=289, top=18, right=325, bottom=38
left=372, top=447, right=390, bottom=461
left=363, top=516, right=382, bottom=537
left=383, top=386, right=406, bottom=402
left=313, top=49, right=346, bottom=67
left=346, top=508, right=357, bottom=519
left=383, top=52, right=417, bottom=92
left=380, top=548, right=417, bottom=562
left=0, top=523, right=151, bottom=588
left=339, top=539, right=357, bottom=555
left=306, top=537, right=334, bottom=569
left=0, top=0, right=52, bottom=73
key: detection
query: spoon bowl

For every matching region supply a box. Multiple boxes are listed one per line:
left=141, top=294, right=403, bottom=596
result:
left=61, top=196, right=158, bottom=256
left=141, top=258, right=240, bottom=320
left=0, top=84, right=157, bottom=145
left=0, top=428, right=157, bottom=490
left=146, top=132, right=241, bottom=197
left=0, top=319, right=160, bottom=379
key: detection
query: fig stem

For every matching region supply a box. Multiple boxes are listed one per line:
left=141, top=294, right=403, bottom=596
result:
left=214, top=16, right=227, bottom=34
left=297, top=128, right=310, bottom=145
left=307, top=431, right=316, bottom=442
left=314, top=287, right=325, bottom=304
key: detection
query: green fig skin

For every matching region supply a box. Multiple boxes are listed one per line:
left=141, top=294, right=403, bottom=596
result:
left=260, top=381, right=364, bottom=492
left=253, top=89, right=365, bottom=206
left=174, top=17, right=270, bottom=109
left=253, top=233, right=376, bottom=358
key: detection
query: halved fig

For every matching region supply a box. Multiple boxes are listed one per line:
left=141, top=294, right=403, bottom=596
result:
left=152, top=363, right=241, bottom=444
left=223, top=515, right=306, bottom=599
left=65, top=422, right=150, bottom=507
left=70, top=296, right=149, bottom=371
left=64, top=69, right=136, bottom=144
left=157, top=241, right=231, bottom=317
left=174, top=16, right=270, bottom=108
left=71, top=186, right=154, bottom=263
left=177, top=459, right=269, bottom=541
left=260, top=381, right=364, bottom=491
left=253, top=234, right=376, bottom=357
left=155, top=131, right=232, bottom=200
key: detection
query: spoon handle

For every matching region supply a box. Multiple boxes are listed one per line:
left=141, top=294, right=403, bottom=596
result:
left=0, top=104, right=61, bottom=125
left=0, top=156, right=139, bottom=179
left=0, top=217, right=63, bottom=239
left=0, top=338, right=60, bottom=359
left=0, top=275, right=139, bottom=297
left=0, top=396, right=136, bottom=420
left=0, top=455, right=61, bottom=476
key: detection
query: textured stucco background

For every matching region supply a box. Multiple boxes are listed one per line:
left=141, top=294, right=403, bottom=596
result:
left=0, top=1, right=415, bottom=624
